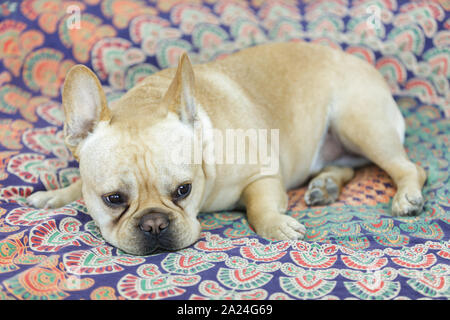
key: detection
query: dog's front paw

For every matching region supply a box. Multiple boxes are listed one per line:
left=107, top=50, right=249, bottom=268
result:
left=27, top=190, right=67, bottom=209
left=255, top=215, right=306, bottom=241
left=391, top=189, right=424, bottom=217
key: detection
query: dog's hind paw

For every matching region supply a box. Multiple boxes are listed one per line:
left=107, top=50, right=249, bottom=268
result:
left=304, top=176, right=339, bottom=206
left=391, top=189, right=424, bottom=217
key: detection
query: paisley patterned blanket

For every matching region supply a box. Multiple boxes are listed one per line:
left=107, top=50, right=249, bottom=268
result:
left=0, top=0, right=449, bottom=300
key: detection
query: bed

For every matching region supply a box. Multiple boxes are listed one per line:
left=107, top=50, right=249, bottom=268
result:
left=0, top=0, right=449, bottom=300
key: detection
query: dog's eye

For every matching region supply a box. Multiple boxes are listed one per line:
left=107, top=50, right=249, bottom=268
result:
left=173, top=183, right=192, bottom=201
left=102, top=192, right=127, bottom=207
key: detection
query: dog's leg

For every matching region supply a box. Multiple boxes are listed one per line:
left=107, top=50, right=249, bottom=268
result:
left=304, top=166, right=354, bottom=206
left=350, top=137, right=426, bottom=217
left=27, top=179, right=82, bottom=209
left=242, top=177, right=306, bottom=240
left=334, top=100, right=427, bottom=217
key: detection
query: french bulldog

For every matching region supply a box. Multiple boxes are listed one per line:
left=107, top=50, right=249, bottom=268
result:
left=27, top=42, right=426, bottom=255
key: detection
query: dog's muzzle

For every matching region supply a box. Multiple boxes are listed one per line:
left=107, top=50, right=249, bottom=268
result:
left=138, top=212, right=173, bottom=253
left=139, top=212, right=169, bottom=235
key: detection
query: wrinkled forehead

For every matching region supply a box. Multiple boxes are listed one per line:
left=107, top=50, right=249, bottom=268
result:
left=78, top=123, right=135, bottom=189
left=78, top=120, right=195, bottom=190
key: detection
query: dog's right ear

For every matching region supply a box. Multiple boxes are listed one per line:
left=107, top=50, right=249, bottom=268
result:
left=161, top=52, right=197, bottom=125
left=62, top=65, right=111, bottom=151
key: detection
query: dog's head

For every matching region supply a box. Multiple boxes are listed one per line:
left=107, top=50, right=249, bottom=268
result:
left=62, top=54, right=207, bottom=255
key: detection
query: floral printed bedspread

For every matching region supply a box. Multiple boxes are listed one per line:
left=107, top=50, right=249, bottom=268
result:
left=0, top=0, right=449, bottom=300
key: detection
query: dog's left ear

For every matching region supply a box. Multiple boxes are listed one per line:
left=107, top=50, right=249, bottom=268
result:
left=62, top=65, right=111, bottom=151
left=162, top=52, right=197, bottom=125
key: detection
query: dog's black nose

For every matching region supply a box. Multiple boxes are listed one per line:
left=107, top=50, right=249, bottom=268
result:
left=139, top=213, right=169, bottom=235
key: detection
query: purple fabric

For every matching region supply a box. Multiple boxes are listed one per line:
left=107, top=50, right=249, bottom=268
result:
left=0, top=0, right=449, bottom=300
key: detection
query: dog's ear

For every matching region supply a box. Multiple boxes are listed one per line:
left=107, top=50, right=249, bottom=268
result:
left=62, top=65, right=111, bottom=150
left=162, top=52, right=197, bottom=125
